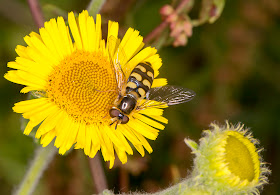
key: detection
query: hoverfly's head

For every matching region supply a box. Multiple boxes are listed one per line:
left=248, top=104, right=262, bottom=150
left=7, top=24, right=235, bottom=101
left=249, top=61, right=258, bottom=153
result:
left=109, top=108, right=129, bottom=124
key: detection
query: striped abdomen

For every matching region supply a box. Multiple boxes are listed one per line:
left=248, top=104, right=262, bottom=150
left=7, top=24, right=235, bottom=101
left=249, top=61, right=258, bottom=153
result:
left=126, top=62, right=154, bottom=98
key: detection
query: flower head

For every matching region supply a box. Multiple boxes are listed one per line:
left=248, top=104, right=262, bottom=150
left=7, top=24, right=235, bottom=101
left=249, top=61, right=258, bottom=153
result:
left=5, top=10, right=168, bottom=168
left=185, top=121, right=270, bottom=194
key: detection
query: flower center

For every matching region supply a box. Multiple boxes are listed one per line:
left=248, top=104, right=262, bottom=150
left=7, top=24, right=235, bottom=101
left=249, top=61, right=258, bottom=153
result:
left=46, top=50, right=117, bottom=124
left=224, top=131, right=259, bottom=182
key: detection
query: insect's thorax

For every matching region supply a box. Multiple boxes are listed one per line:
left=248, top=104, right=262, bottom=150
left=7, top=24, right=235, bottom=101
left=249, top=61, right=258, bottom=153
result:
left=117, top=94, right=136, bottom=114
left=126, top=62, right=154, bottom=99
left=117, top=62, right=154, bottom=115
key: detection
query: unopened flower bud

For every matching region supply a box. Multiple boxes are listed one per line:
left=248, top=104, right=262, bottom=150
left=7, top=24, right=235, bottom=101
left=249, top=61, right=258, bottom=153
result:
left=185, top=121, right=270, bottom=194
left=160, top=5, right=174, bottom=17
left=173, top=33, right=187, bottom=47
left=170, top=22, right=184, bottom=38
left=183, top=21, right=193, bottom=37
left=166, top=13, right=178, bottom=23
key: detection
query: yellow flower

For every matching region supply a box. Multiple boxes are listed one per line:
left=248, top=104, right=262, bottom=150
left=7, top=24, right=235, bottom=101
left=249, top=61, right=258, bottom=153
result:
left=5, top=10, right=168, bottom=168
left=185, top=122, right=270, bottom=194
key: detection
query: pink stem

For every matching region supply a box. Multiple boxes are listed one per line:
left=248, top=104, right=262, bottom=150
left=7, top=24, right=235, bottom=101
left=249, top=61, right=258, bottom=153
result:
left=88, top=154, right=108, bottom=193
left=143, top=21, right=168, bottom=44
left=27, top=0, right=44, bottom=28
left=175, top=0, right=191, bottom=13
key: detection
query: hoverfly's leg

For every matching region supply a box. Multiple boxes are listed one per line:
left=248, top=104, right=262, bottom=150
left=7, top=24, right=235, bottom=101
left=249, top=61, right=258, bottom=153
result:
left=115, top=120, right=122, bottom=130
left=109, top=118, right=121, bottom=130
left=114, top=58, right=126, bottom=94
left=110, top=119, right=116, bottom=126
left=92, top=88, right=117, bottom=93
left=108, top=36, right=127, bottom=95
left=109, top=117, right=118, bottom=126
left=31, top=90, right=46, bottom=98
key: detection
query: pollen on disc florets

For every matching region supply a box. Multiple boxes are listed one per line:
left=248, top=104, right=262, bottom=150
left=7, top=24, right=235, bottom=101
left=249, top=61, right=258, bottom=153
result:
left=46, top=50, right=118, bottom=125
left=185, top=121, right=270, bottom=194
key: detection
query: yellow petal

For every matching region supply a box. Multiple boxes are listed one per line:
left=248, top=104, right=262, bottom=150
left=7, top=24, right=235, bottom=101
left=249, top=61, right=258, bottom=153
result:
left=57, top=16, right=73, bottom=55
left=54, top=112, right=72, bottom=149
left=106, top=20, right=119, bottom=51
left=125, top=47, right=157, bottom=77
left=44, top=19, right=66, bottom=59
left=115, top=147, right=127, bottom=164
left=89, top=126, right=101, bottom=158
left=79, top=10, right=89, bottom=51
left=134, top=113, right=165, bottom=130
left=41, top=129, right=56, bottom=147
left=68, top=12, right=83, bottom=50
left=36, top=109, right=64, bottom=138
left=75, top=123, right=86, bottom=149
left=15, top=45, right=30, bottom=59
left=87, top=16, right=96, bottom=52
left=133, top=130, right=153, bottom=153
left=39, top=27, right=63, bottom=62
left=127, top=118, right=159, bottom=140
left=13, top=98, right=49, bottom=113
left=114, top=127, right=133, bottom=155
left=95, top=14, right=102, bottom=50
left=120, top=28, right=144, bottom=64
left=152, top=78, right=168, bottom=88
left=138, top=107, right=164, bottom=116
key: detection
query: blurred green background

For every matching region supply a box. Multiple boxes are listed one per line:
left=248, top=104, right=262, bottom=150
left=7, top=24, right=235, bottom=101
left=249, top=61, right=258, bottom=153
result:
left=0, top=0, right=279, bottom=194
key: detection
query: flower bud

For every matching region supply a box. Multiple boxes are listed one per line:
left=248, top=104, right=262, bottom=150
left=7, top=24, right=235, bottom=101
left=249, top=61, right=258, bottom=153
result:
left=173, top=33, right=187, bottom=47
left=160, top=5, right=174, bottom=17
left=185, top=121, right=270, bottom=194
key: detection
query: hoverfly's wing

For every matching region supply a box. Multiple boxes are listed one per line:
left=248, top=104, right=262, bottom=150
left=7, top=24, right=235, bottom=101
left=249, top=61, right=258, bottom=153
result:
left=146, top=85, right=196, bottom=105
left=108, top=36, right=128, bottom=94
left=136, top=85, right=196, bottom=110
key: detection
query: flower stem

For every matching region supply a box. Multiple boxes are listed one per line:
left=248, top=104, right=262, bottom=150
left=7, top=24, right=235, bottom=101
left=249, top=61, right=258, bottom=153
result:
left=100, top=178, right=210, bottom=195
left=143, top=21, right=169, bottom=44
left=143, top=0, right=191, bottom=44
left=27, top=0, right=44, bottom=28
left=89, top=153, right=108, bottom=193
left=175, top=0, right=192, bottom=13
left=87, top=0, right=107, bottom=16
left=13, top=146, right=57, bottom=195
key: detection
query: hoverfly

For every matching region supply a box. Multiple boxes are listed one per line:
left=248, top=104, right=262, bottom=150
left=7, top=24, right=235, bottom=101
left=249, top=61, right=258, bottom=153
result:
left=107, top=36, right=195, bottom=129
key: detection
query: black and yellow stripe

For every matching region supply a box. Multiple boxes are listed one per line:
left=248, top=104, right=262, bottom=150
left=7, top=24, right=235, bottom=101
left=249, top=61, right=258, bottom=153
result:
left=126, top=62, right=154, bottom=98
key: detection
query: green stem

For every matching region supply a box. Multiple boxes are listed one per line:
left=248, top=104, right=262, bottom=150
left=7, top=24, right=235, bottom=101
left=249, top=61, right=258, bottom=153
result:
left=87, top=0, right=107, bottom=16
left=13, top=145, right=57, bottom=195
left=100, top=178, right=210, bottom=195
left=153, top=179, right=209, bottom=195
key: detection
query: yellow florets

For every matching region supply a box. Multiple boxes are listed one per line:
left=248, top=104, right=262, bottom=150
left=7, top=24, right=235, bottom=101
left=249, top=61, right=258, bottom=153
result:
left=46, top=50, right=117, bottom=124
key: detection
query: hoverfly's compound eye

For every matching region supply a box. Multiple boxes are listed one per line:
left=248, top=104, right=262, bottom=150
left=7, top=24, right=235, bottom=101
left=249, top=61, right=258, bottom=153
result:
left=121, top=115, right=129, bottom=124
left=109, top=109, right=120, bottom=118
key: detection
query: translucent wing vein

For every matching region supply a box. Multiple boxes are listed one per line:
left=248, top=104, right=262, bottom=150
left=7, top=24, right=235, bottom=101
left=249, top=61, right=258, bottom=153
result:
left=146, top=85, right=196, bottom=106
